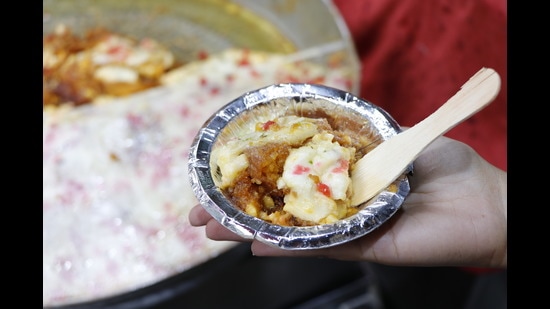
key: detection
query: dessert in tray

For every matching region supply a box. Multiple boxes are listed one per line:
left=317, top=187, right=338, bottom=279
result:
left=43, top=24, right=355, bottom=306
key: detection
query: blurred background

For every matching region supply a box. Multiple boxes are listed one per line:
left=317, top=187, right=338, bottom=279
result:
left=43, top=0, right=506, bottom=308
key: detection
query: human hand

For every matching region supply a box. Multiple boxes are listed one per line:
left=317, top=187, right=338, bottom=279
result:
left=189, top=135, right=507, bottom=268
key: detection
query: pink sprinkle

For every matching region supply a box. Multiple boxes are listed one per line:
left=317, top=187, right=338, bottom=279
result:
left=332, top=159, right=349, bottom=173
left=180, top=106, right=190, bottom=118
left=249, top=69, right=261, bottom=78
left=139, top=38, right=155, bottom=49
left=126, top=113, right=143, bottom=127
left=210, top=87, right=220, bottom=95
left=293, top=165, right=310, bottom=175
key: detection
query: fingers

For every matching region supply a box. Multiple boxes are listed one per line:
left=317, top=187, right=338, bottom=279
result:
left=190, top=201, right=379, bottom=260
left=189, top=204, right=253, bottom=242
left=190, top=203, right=374, bottom=261
left=251, top=241, right=330, bottom=257
left=188, top=204, right=212, bottom=226
left=250, top=240, right=371, bottom=261
left=204, top=219, right=251, bottom=242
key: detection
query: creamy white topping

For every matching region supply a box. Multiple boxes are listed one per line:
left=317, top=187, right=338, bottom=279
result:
left=94, top=65, right=139, bottom=83
left=214, top=114, right=354, bottom=224
left=213, top=115, right=319, bottom=188
left=278, top=133, right=352, bottom=223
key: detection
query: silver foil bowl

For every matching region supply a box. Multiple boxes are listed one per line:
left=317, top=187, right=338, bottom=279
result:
left=188, top=83, right=411, bottom=250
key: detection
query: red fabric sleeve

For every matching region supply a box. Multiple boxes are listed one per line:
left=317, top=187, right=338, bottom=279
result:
left=332, top=0, right=507, bottom=171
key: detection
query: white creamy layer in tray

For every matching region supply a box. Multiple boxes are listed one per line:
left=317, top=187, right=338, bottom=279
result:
left=43, top=47, right=353, bottom=306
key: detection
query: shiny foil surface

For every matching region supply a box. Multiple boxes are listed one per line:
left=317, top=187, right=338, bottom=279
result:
left=188, top=83, right=411, bottom=250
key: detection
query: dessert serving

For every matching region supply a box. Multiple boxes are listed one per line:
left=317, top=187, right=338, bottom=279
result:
left=188, top=83, right=411, bottom=250
left=211, top=111, right=381, bottom=227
